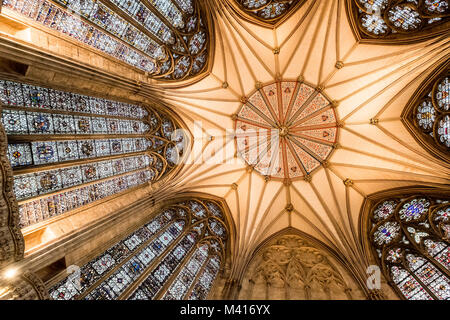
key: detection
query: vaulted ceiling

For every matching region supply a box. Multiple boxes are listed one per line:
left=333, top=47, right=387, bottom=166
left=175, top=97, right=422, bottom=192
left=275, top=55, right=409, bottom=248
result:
left=0, top=0, right=449, bottom=287
left=143, top=0, right=450, bottom=280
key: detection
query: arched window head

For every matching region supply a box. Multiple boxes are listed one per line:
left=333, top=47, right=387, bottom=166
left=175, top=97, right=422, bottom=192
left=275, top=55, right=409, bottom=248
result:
left=226, top=0, right=308, bottom=27
left=239, top=230, right=360, bottom=300
left=402, top=61, right=449, bottom=163
left=2, top=0, right=212, bottom=82
left=49, top=197, right=230, bottom=300
left=0, top=79, right=188, bottom=229
left=368, top=192, right=450, bottom=300
left=347, top=0, right=450, bottom=44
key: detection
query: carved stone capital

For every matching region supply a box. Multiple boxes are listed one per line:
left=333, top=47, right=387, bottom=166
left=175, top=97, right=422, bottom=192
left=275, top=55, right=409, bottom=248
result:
left=367, top=289, right=386, bottom=300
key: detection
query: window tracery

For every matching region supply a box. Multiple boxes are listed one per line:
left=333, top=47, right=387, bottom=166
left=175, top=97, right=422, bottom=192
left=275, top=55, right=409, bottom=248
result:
left=369, top=194, right=450, bottom=300
left=49, top=197, right=228, bottom=300
left=1, top=0, right=210, bottom=81
left=348, top=0, right=450, bottom=43
left=240, top=233, right=356, bottom=300
left=0, top=79, right=186, bottom=228
left=229, top=0, right=307, bottom=27
left=402, top=62, right=449, bottom=163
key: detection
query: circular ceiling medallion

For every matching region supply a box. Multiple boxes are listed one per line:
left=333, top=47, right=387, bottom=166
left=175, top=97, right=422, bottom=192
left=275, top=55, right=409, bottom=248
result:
left=234, top=80, right=339, bottom=181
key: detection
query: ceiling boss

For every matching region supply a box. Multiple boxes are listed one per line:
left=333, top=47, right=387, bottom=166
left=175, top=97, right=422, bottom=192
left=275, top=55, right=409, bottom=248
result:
left=234, top=80, right=339, bottom=181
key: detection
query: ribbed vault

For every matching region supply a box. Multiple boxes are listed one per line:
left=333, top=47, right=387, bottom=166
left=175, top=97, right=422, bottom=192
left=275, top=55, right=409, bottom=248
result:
left=141, top=0, right=450, bottom=291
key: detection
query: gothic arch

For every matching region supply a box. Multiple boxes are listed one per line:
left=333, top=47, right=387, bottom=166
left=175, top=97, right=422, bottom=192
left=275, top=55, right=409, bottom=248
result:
left=221, top=0, right=308, bottom=28
left=346, top=0, right=450, bottom=44
left=401, top=59, right=449, bottom=164
left=360, top=186, right=450, bottom=300
left=48, top=193, right=235, bottom=300
left=239, top=227, right=364, bottom=300
left=1, top=0, right=215, bottom=84
left=0, top=77, right=192, bottom=232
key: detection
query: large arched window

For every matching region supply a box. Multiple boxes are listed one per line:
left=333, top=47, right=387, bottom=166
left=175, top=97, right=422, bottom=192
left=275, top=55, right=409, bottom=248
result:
left=0, top=79, right=186, bottom=229
left=402, top=61, right=449, bottom=163
left=48, top=197, right=229, bottom=300
left=2, top=0, right=211, bottom=81
left=347, top=0, right=450, bottom=44
left=226, top=0, right=307, bottom=27
left=368, top=193, right=450, bottom=300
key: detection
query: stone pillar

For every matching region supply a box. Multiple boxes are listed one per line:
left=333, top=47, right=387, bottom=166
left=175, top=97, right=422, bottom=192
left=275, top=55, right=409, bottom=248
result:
left=304, top=284, right=311, bottom=300
left=247, top=279, right=255, bottom=299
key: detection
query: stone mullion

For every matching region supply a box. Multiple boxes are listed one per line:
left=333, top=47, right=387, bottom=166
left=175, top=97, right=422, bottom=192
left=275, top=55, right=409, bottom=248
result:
left=17, top=167, right=150, bottom=206
left=98, top=0, right=165, bottom=47
left=0, top=104, right=148, bottom=122
left=402, top=223, right=450, bottom=279
left=265, top=280, right=270, bottom=299
left=77, top=219, right=178, bottom=300
left=46, top=0, right=158, bottom=62
left=246, top=279, right=255, bottom=299
left=12, top=150, right=150, bottom=175
left=140, top=0, right=185, bottom=44
left=284, top=281, right=290, bottom=300
left=118, top=228, right=194, bottom=300
left=181, top=252, right=213, bottom=300
left=155, top=242, right=204, bottom=300
left=418, top=244, right=450, bottom=279
left=402, top=263, right=439, bottom=300
left=7, top=133, right=146, bottom=142
left=168, top=0, right=185, bottom=17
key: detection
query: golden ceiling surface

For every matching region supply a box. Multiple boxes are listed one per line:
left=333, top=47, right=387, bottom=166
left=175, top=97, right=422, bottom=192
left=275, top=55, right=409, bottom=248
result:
left=150, top=0, right=449, bottom=280
left=0, top=0, right=448, bottom=292
left=235, top=80, right=338, bottom=181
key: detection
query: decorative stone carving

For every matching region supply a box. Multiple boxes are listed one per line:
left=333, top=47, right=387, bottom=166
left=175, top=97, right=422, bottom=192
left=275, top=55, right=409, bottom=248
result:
left=0, top=270, right=49, bottom=300
left=0, top=123, right=24, bottom=267
left=242, top=234, right=356, bottom=299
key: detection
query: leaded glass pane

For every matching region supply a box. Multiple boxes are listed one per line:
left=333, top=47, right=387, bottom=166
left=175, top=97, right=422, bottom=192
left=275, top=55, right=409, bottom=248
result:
left=49, top=199, right=227, bottom=300
left=370, top=195, right=450, bottom=300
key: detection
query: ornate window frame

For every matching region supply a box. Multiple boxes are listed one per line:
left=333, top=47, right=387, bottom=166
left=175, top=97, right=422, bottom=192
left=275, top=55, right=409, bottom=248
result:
left=47, top=193, right=235, bottom=300
left=0, top=0, right=215, bottom=84
left=401, top=58, right=449, bottom=165
left=360, top=186, right=450, bottom=300
left=0, top=76, right=192, bottom=231
left=223, top=0, right=308, bottom=28
left=346, top=0, right=450, bottom=45
left=241, top=227, right=362, bottom=299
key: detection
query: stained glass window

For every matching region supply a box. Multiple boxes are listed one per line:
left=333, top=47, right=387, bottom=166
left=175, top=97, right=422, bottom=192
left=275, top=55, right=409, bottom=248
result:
left=1, top=79, right=187, bottom=228
left=232, top=0, right=306, bottom=26
left=369, top=195, right=450, bottom=300
left=403, top=64, right=449, bottom=161
left=350, top=0, right=449, bottom=43
left=1, top=0, right=210, bottom=81
left=49, top=198, right=228, bottom=300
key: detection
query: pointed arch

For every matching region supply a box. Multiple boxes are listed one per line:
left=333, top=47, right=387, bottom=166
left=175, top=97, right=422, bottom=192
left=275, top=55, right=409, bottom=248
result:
left=360, top=186, right=450, bottom=300
left=346, top=0, right=450, bottom=44
left=401, top=59, right=449, bottom=164
left=238, top=227, right=363, bottom=299
left=48, top=193, right=235, bottom=300
left=1, top=0, right=214, bottom=83
left=222, top=0, right=308, bottom=28
left=0, top=77, right=191, bottom=230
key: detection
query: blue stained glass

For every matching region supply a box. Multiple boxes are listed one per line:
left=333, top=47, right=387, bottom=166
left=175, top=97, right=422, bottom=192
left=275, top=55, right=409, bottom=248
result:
left=31, top=141, right=58, bottom=164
